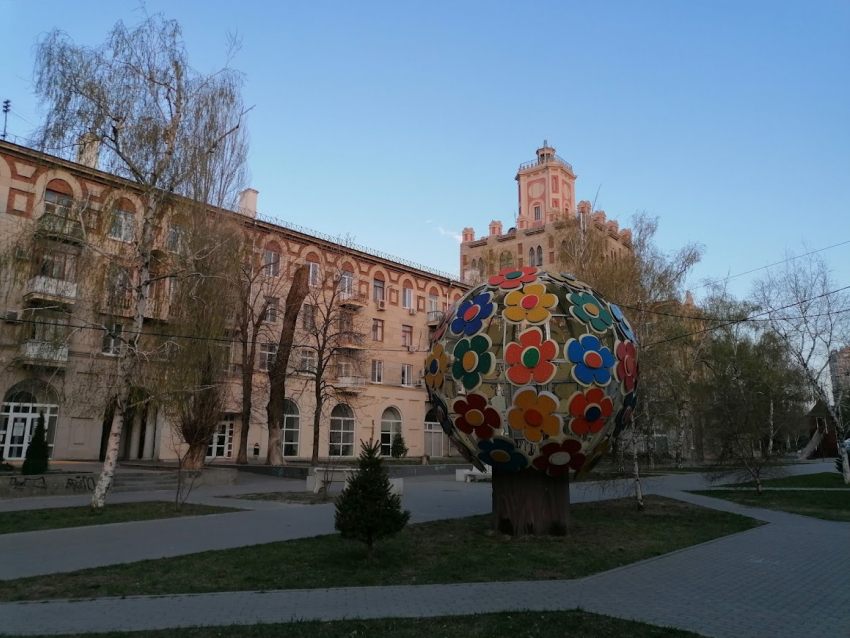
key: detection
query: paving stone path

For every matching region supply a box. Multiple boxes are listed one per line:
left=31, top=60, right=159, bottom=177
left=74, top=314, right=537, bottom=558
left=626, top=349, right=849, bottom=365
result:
left=1, top=462, right=847, bottom=638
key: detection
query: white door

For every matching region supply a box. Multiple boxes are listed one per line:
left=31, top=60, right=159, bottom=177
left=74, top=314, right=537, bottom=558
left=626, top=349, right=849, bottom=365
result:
left=0, top=402, right=58, bottom=460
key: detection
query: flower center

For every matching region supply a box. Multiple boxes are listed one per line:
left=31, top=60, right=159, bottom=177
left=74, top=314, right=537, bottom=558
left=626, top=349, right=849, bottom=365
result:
left=466, top=409, right=485, bottom=427
left=521, top=295, right=539, bottom=310
left=505, top=271, right=522, bottom=280
left=428, top=359, right=438, bottom=374
left=463, top=305, right=480, bottom=321
left=583, top=302, right=600, bottom=317
left=549, top=451, right=571, bottom=466
left=584, top=351, right=603, bottom=368
left=525, top=408, right=544, bottom=427
left=585, top=405, right=602, bottom=421
left=490, top=449, right=511, bottom=463
left=462, top=350, right=478, bottom=372
left=521, top=347, right=540, bottom=368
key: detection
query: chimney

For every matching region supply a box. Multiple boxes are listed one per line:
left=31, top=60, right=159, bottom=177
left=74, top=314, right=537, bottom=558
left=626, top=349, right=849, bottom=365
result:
left=238, top=188, right=258, bottom=218
left=76, top=133, right=100, bottom=169
left=489, top=220, right=502, bottom=236
left=462, top=227, right=475, bottom=243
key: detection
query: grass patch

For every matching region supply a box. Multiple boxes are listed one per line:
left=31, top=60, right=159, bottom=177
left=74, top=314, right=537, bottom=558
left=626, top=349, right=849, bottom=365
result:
left=234, top=491, right=337, bottom=504
left=0, top=610, right=703, bottom=638
left=0, top=495, right=757, bottom=602
left=725, top=472, right=848, bottom=489
left=0, top=502, right=240, bottom=535
left=693, top=489, right=850, bottom=522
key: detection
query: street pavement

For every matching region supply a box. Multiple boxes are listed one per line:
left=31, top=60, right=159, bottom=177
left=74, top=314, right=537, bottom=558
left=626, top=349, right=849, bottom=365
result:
left=0, top=461, right=846, bottom=638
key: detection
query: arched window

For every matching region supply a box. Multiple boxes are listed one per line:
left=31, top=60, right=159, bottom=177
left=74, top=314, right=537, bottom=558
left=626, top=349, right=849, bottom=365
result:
left=536, top=246, right=543, bottom=267
left=477, top=259, right=485, bottom=278
left=283, top=399, right=300, bottom=457
left=380, top=406, right=402, bottom=456
left=499, top=252, right=514, bottom=269
left=44, top=180, right=74, bottom=219
left=528, top=248, right=536, bottom=267
left=329, top=404, right=355, bottom=457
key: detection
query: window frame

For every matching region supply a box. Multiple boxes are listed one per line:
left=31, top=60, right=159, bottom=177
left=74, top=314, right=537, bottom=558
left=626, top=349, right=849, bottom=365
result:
left=372, top=318, right=384, bottom=342
left=259, top=343, right=278, bottom=371
left=371, top=359, right=384, bottom=383
left=109, top=209, right=135, bottom=242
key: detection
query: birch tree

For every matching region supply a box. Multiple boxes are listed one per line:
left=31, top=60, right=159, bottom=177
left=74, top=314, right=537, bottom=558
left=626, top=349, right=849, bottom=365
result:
left=33, top=15, right=250, bottom=506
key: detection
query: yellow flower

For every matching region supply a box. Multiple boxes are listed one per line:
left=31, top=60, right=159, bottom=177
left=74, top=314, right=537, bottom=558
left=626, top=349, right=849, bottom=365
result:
left=506, top=386, right=562, bottom=443
left=503, top=283, right=558, bottom=325
left=424, top=343, right=450, bottom=390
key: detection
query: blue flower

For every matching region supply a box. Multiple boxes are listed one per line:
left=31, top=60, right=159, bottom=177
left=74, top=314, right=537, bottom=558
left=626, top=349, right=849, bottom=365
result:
left=450, top=292, right=496, bottom=336
left=477, top=436, right=529, bottom=472
left=565, top=334, right=616, bottom=386
left=610, top=304, right=637, bottom=343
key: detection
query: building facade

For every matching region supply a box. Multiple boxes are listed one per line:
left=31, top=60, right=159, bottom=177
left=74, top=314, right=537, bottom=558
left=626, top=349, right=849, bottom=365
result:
left=0, top=139, right=467, bottom=464
left=460, top=142, right=633, bottom=283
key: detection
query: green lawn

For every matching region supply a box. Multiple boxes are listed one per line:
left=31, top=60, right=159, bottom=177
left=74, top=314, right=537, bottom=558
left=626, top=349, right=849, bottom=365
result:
left=0, top=502, right=240, bottom=535
left=0, top=495, right=758, bottom=602
left=0, top=610, right=703, bottom=638
left=693, top=489, right=850, bottom=522
left=728, top=472, right=849, bottom=489
left=234, top=491, right=336, bottom=504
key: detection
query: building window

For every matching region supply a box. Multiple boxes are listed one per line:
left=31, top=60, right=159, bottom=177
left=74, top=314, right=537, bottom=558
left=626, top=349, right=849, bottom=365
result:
left=32, top=315, right=68, bottom=343
left=283, top=400, right=299, bottom=457
left=264, top=247, right=280, bottom=277
left=372, top=318, right=384, bottom=342
left=401, top=325, right=413, bottom=347
left=337, top=359, right=354, bottom=377
left=44, top=189, right=73, bottom=218
left=329, top=404, right=355, bottom=457
left=551, top=177, right=559, bottom=193
left=303, top=304, right=317, bottom=331
left=166, top=224, right=185, bottom=254
left=528, top=248, right=536, bottom=267
left=340, top=270, right=354, bottom=298
left=207, top=416, right=234, bottom=459
left=424, top=410, right=448, bottom=457
left=298, top=350, right=317, bottom=374
left=102, top=322, right=123, bottom=355
left=536, top=246, right=543, bottom=267
left=263, top=297, right=279, bottom=323
left=307, top=260, right=320, bottom=287
left=259, top=343, right=277, bottom=371
left=401, top=364, right=413, bottom=386
left=533, top=205, right=541, bottom=221
left=219, top=339, right=234, bottom=375
left=402, top=286, right=413, bottom=309
left=39, top=249, right=77, bottom=282
left=339, top=311, right=353, bottom=335
left=373, top=278, right=385, bottom=302
left=380, top=407, right=402, bottom=456
left=109, top=210, right=134, bottom=242
left=371, top=359, right=383, bottom=383
left=428, top=293, right=439, bottom=313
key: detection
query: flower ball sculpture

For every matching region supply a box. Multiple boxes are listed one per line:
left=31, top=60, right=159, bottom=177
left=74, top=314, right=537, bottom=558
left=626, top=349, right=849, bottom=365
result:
left=424, top=267, right=638, bottom=533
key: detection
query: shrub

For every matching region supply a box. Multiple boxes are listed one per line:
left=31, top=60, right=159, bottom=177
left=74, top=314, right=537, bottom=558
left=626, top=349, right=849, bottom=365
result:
left=21, top=412, right=49, bottom=475
left=334, top=439, right=410, bottom=561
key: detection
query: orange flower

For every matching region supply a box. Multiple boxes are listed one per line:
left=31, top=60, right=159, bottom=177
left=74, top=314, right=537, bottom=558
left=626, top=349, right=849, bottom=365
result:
left=507, top=386, right=562, bottom=443
left=503, top=283, right=559, bottom=325
left=504, top=327, right=558, bottom=385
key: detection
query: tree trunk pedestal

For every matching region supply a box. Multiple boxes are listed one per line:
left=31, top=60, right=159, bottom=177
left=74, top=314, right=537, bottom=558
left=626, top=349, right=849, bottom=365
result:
left=491, top=468, right=570, bottom=537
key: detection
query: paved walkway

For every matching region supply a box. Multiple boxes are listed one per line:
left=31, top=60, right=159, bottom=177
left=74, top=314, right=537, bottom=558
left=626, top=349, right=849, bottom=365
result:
left=0, top=462, right=846, bottom=638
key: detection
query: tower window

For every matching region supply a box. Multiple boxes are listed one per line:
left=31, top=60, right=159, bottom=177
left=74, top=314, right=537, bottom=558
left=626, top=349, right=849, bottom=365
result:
left=534, top=206, right=541, bottom=221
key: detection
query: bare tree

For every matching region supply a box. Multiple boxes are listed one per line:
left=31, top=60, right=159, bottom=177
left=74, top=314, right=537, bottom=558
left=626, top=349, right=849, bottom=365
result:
left=753, top=251, right=850, bottom=483
left=33, top=15, right=250, bottom=507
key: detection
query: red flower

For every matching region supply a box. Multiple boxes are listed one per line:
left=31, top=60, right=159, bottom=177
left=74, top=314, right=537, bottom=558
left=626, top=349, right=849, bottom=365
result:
left=568, top=388, right=614, bottom=435
left=615, top=341, right=638, bottom=393
left=487, top=266, right=538, bottom=290
left=452, top=393, right=501, bottom=439
left=532, top=439, right=586, bottom=476
left=504, top=327, right=558, bottom=385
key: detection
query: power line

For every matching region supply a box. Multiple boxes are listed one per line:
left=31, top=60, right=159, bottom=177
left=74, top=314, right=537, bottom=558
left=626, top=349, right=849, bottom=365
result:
left=690, top=239, right=850, bottom=292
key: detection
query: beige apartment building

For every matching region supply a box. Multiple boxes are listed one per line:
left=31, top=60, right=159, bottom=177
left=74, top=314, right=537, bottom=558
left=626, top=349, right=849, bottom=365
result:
left=0, top=139, right=467, bottom=464
left=460, top=142, right=633, bottom=283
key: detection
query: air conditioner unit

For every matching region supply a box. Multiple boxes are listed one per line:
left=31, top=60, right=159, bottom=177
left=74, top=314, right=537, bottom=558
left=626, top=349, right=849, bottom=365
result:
left=377, top=299, right=386, bottom=311
left=408, top=308, right=417, bottom=316
left=3, top=310, right=20, bottom=323
left=407, top=345, right=416, bottom=353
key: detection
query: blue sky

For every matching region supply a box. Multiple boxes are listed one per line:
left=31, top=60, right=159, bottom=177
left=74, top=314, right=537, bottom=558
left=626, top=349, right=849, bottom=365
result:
left=2, top=0, right=848, bottom=299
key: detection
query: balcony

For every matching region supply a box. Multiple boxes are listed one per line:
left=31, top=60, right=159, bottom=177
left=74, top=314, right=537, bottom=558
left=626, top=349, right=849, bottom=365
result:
left=339, top=290, right=368, bottom=309
left=144, top=296, right=170, bottom=323
left=426, top=310, right=445, bottom=327
left=36, top=214, right=85, bottom=244
left=338, top=333, right=366, bottom=350
left=517, top=154, right=573, bottom=173
left=19, top=340, right=69, bottom=367
left=337, top=376, right=366, bottom=393
left=23, top=276, right=77, bottom=305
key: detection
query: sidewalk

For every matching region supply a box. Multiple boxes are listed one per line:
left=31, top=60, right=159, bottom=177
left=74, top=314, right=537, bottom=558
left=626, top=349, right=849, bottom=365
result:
left=0, top=489, right=847, bottom=638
